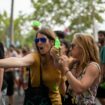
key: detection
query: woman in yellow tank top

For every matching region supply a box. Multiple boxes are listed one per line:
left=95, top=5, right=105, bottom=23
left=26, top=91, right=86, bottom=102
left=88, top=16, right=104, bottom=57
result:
left=0, top=28, right=66, bottom=105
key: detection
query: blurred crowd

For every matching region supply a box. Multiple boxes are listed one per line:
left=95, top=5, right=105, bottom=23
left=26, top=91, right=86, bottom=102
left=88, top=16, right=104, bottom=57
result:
left=0, top=28, right=105, bottom=105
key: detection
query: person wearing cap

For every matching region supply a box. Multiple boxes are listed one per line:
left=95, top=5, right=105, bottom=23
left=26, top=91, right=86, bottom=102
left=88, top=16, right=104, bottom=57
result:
left=0, top=28, right=65, bottom=105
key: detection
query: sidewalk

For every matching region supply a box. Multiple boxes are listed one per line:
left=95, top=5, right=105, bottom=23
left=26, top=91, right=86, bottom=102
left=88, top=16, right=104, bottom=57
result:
left=1, top=93, right=102, bottom=105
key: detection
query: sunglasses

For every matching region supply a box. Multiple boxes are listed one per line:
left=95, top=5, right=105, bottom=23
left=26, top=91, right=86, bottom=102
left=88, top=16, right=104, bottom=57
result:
left=35, top=37, right=47, bottom=43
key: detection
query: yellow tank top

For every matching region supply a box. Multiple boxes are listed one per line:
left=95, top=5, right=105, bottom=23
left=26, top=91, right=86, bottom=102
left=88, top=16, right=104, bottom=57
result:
left=30, top=52, right=62, bottom=105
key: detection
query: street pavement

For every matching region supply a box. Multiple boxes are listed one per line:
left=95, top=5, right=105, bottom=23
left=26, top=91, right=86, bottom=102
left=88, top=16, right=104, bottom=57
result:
left=13, top=95, right=102, bottom=105
left=0, top=91, right=24, bottom=105
left=14, top=94, right=24, bottom=105
left=1, top=92, right=102, bottom=105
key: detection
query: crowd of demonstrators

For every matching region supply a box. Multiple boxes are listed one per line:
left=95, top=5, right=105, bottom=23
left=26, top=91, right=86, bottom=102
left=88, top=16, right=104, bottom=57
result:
left=96, top=30, right=105, bottom=105
left=0, top=28, right=66, bottom=105
left=13, top=48, right=22, bottom=95
left=18, top=47, right=30, bottom=91
left=51, top=33, right=101, bottom=105
left=7, top=46, right=31, bottom=96
left=0, top=26, right=105, bottom=105
left=5, top=45, right=19, bottom=105
left=0, top=43, right=31, bottom=105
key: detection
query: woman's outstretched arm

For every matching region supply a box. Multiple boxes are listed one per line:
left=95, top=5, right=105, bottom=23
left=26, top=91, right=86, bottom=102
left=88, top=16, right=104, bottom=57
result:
left=0, top=53, right=35, bottom=68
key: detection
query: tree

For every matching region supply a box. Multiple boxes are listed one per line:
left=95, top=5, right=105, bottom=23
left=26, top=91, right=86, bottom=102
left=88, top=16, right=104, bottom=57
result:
left=0, top=11, right=10, bottom=44
left=30, top=0, right=105, bottom=36
left=13, top=13, right=28, bottom=46
left=0, top=11, right=27, bottom=47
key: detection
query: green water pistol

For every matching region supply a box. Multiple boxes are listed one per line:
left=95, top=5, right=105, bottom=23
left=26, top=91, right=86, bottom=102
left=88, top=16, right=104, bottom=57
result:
left=54, top=37, right=61, bottom=49
left=32, top=20, right=41, bottom=30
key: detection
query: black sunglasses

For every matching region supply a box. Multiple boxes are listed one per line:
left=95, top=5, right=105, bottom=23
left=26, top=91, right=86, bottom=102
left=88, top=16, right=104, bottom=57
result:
left=35, top=37, right=47, bottom=43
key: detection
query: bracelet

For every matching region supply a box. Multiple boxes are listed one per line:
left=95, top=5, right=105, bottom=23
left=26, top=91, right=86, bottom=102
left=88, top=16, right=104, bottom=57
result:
left=64, top=70, right=69, bottom=75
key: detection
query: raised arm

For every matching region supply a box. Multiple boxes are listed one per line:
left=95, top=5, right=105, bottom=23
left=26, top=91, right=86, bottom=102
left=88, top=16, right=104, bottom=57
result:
left=58, top=55, right=100, bottom=94
left=0, top=53, right=35, bottom=68
left=62, top=63, right=100, bottom=94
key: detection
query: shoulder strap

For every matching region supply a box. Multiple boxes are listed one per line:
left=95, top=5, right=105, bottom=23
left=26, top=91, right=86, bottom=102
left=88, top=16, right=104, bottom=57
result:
left=27, top=67, right=32, bottom=88
left=40, top=58, right=43, bottom=85
left=89, top=62, right=101, bottom=72
left=83, top=62, right=100, bottom=73
left=28, top=55, right=43, bottom=88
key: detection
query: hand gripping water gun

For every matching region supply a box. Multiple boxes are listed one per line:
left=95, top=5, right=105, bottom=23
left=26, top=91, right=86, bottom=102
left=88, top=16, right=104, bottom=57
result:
left=32, top=20, right=41, bottom=31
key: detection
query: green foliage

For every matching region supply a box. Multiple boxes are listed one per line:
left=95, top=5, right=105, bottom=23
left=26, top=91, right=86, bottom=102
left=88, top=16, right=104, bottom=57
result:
left=0, top=11, right=27, bottom=47
left=23, top=30, right=37, bottom=47
left=1, top=0, right=105, bottom=47
left=13, top=14, right=27, bottom=45
left=30, top=0, right=105, bottom=34
left=0, top=11, right=10, bottom=43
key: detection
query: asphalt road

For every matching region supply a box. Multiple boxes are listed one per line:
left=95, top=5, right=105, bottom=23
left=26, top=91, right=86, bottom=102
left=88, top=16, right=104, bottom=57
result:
left=13, top=95, right=103, bottom=105
left=0, top=93, right=102, bottom=105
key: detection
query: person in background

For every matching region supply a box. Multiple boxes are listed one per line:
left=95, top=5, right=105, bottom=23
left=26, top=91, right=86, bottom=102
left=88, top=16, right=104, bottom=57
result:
left=21, top=47, right=30, bottom=90
left=59, top=39, right=71, bottom=104
left=54, top=30, right=66, bottom=40
left=60, top=39, right=71, bottom=56
left=0, top=42, right=5, bottom=94
left=51, top=33, right=101, bottom=105
left=0, top=42, right=7, bottom=105
left=0, top=27, right=66, bottom=105
left=96, top=30, right=105, bottom=105
left=13, top=48, right=22, bottom=95
left=5, top=46, right=18, bottom=105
